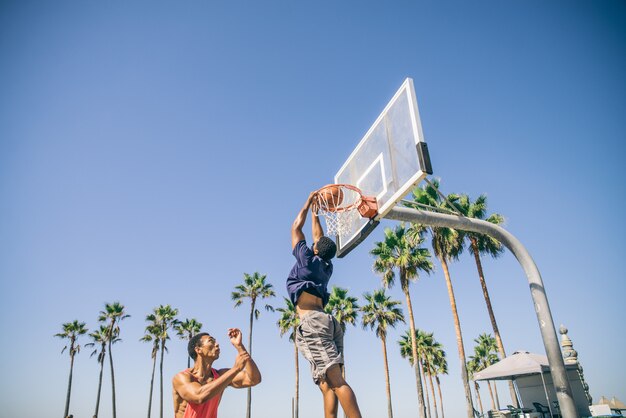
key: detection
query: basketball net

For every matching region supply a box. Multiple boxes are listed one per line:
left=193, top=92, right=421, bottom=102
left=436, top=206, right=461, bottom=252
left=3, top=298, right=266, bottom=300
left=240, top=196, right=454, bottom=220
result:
left=314, top=184, right=377, bottom=238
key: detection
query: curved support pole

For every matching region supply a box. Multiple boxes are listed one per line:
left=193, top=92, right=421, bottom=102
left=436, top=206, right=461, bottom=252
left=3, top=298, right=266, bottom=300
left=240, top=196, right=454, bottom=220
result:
left=386, top=206, right=579, bottom=418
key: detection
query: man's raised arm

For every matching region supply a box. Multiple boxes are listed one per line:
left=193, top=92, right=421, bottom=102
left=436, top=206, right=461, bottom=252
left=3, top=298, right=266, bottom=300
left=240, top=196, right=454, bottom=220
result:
left=311, top=201, right=324, bottom=243
left=225, top=328, right=262, bottom=388
left=291, top=191, right=317, bottom=249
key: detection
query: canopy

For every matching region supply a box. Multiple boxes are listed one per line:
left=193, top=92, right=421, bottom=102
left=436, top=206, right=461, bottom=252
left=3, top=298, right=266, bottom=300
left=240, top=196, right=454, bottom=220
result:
left=473, top=351, right=553, bottom=381
left=598, top=396, right=626, bottom=411
left=472, top=351, right=590, bottom=416
left=610, top=397, right=626, bottom=410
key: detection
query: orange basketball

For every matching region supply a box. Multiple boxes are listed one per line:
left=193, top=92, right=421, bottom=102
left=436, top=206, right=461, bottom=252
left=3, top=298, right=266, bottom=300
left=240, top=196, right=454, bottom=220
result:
left=318, top=185, right=344, bottom=209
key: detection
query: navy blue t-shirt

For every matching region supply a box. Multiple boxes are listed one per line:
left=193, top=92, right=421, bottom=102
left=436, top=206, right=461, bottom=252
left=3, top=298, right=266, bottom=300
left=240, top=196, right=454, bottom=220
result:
left=286, top=240, right=333, bottom=307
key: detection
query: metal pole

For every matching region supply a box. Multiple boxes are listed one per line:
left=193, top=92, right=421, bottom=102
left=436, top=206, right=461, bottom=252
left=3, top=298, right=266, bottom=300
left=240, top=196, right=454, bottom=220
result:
left=386, top=206, right=579, bottom=418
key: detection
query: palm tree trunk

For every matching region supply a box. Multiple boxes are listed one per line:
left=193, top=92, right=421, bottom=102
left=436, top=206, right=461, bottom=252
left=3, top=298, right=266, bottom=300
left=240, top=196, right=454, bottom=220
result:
left=420, top=359, right=431, bottom=418
left=64, top=352, right=75, bottom=418
left=494, top=383, right=501, bottom=410
left=187, top=335, right=191, bottom=369
left=94, top=352, right=105, bottom=418
left=147, top=354, right=156, bottom=418
left=159, top=340, right=165, bottom=418
left=487, top=381, right=496, bottom=411
left=474, top=382, right=484, bottom=413
left=294, top=339, right=299, bottom=418
left=436, top=376, right=445, bottom=418
left=402, top=282, right=427, bottom=418
left=470, top=238, right=518, bottom=407
left=426, top=369, right=439, bottom=418
left=108, top=339, right=117, bottom=418
left=247, top=298, right=255, bottom=418
left=439, top=256, right=474, bottom=418
left=381, top=337, right=393, bottom=418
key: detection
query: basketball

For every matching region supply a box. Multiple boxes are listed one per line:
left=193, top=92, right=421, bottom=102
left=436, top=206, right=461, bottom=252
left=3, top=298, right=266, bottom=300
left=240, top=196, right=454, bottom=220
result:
left=318, top=185, right=344, bottom=209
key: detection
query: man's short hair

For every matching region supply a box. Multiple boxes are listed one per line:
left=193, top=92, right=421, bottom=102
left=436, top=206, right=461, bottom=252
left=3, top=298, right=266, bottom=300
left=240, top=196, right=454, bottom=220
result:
left=188, top=332, right=210, bottom=360
left=316, top=236, right=337, bottom=261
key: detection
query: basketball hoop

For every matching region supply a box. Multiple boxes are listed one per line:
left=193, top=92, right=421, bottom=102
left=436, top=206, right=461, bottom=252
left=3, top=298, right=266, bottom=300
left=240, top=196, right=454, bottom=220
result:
left=314, top=184, right=378, bottom=238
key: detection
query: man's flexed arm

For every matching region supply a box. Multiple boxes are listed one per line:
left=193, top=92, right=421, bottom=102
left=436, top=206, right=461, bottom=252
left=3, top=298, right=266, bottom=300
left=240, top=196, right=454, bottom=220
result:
left=226, top=328, right=261, bottom=388
left=292, top=191, right=317, bottom=249
left=172, top=352, right=248, bottom=405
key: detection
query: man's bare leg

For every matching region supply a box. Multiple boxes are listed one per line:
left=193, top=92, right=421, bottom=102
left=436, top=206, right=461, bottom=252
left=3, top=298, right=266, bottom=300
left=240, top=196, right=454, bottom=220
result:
left=324, top=364, right=362, bottom=418
left=319, top=380, right=339, bottom=418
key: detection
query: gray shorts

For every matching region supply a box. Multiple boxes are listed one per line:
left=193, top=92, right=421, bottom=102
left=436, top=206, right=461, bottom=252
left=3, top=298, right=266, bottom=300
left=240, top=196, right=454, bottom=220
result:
left=295, top=310, right=344, bottom=384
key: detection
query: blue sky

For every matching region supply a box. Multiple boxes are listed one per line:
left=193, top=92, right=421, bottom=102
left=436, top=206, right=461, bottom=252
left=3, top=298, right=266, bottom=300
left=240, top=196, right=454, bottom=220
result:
left=1, top=1, right=624, bottom=417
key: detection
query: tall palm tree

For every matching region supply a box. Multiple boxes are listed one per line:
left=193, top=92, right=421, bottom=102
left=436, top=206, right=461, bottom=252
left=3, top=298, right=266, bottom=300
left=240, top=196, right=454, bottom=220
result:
left=467, top=359, right=485, bottom=414
left=232, top=272, right=276, bottom=418
left=85, top=325, right=119, bottom=418
left=174, top=318, right=203, bottom=368
left=325, top=286, right=359, bottom=380
left=98, top=302, right=130, bottom=418
left=145, top=305, right=179, bottom=418
left=410, top=180, right=474, bottom=418
left=469, top=333, right=500, bottom=411
left=432, top=346, right=448, bottom=418
left=276, top=297, right=300, bottom=418
left=399, top=329, right=441, bottom=418
left=455, top=193, right=517, bottom=406
left=371, top=224, right=433, bottom=418
left=423, top=339, right=444, bottom=418
left=140, top=322, right=161, bottom=418
left=361, top=289, right=405, bottom=418
left=55, top=320, right=88, bottom=418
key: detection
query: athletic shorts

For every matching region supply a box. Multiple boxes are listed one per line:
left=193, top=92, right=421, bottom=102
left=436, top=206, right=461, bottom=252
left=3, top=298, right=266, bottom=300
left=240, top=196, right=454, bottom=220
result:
left=295, top=310, right=344, bottom=384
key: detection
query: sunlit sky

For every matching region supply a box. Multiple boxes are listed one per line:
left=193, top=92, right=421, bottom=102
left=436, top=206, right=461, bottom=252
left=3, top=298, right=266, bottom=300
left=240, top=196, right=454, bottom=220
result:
left=1, top=1, right=625, bottom=418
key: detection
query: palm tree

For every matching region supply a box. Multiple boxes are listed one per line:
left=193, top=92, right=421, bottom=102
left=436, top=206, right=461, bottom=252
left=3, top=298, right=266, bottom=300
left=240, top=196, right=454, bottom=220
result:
left=467, top=359, right=485, bottom=414
left=145, top=305, right=179, bottom=418
left=423, top=338, right=444, bottom=418
left=455, top=193, right=517, bottom=407
left=85, top=325, right=119, bottom=418
left=232, top=272, right=276, bottom=418
left=55, top=320, right=88, bottom=418
left=361, top=289, right=405, bottom=418
left=469, top=334, right=500, bottom=411
left=174, top=318, right=203, bottom=368
left=325, top=286, right=359, bottom=380
left=140, top=322, right=161, bottom=418
left=371, top=224, right=433, bottom=418
left=98, top=302, right=130, bottom=418
left=432, top=346, right=448, bottom=418
left=325, top=286, right=360, bottom=332
left=410, top=180, right=474, bottom=418
left=276, top=297, right=300, bottom=418
left=399, top=329, right=441, bottom=418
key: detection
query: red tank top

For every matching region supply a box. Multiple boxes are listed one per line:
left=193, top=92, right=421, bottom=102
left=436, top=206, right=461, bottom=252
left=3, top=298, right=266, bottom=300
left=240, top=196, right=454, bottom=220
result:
left=183, top=368, right=223, bottom=418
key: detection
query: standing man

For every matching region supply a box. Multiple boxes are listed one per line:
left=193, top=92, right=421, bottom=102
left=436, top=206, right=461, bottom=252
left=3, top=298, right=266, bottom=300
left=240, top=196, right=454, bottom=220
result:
left=172, top=328, right=261, bottom=418
left=286, top=191, right=362, bottom=418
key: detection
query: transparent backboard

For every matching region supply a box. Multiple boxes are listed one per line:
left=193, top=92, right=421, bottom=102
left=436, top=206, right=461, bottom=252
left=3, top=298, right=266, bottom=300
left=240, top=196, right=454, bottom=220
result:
left=334, top=78, right=432, bottom=257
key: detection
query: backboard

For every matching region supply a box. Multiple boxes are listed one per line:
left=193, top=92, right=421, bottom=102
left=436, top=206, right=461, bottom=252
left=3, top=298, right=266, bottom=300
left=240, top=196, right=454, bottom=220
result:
left=334, top=78, right=432, bottom=258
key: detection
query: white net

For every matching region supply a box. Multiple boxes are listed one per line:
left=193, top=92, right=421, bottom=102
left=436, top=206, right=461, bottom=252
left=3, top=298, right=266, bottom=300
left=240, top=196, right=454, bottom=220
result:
left=316, top=208, right=360, bottom=238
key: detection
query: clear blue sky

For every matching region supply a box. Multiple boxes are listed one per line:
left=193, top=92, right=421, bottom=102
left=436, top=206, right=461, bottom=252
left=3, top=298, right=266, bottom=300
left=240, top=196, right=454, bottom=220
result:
left=1, top=1, right=624, bottom=417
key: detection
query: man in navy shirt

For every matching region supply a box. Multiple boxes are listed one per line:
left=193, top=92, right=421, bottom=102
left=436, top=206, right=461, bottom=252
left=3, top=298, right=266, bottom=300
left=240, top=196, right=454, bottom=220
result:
left=287, top=191, right=362, bottom=418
